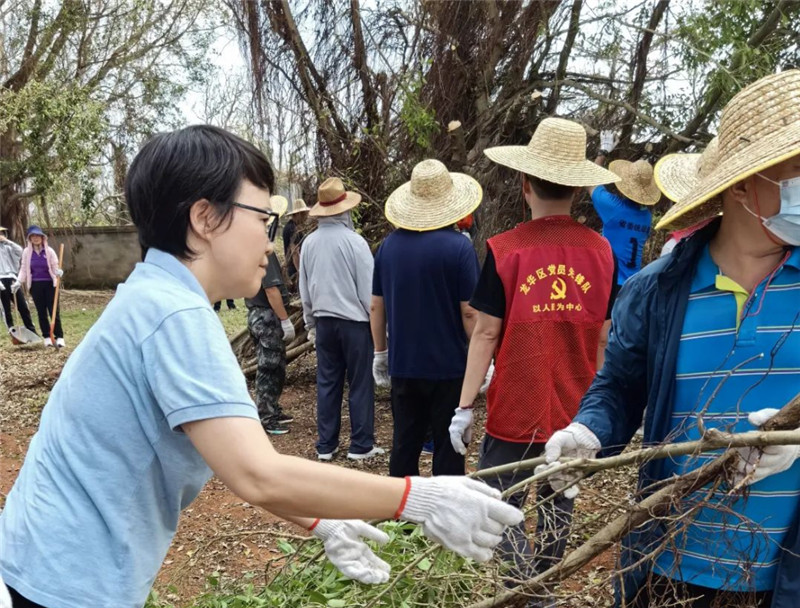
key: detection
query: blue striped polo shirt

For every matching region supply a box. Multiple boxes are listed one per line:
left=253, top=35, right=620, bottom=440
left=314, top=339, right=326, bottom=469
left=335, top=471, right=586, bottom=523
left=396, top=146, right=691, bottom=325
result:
left=653, top=243, right=800, bottom=591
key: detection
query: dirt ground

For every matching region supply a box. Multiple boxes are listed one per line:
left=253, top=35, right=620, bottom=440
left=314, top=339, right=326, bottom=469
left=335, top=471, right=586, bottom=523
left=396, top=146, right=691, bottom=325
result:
left=0, top=291, right=631, bottom=607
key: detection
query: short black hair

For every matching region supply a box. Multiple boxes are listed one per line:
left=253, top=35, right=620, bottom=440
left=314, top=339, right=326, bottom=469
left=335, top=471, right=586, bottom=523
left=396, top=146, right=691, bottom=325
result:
left=125, top=125, right=275, bottom=259
left=523, top=173, right=576, bottom=201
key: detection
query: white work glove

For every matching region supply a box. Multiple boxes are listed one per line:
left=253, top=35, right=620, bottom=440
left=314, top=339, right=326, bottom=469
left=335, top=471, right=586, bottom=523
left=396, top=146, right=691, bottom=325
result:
left=55, top=268, right=64, bottom=278
left=0, top=574, right=11, bottom=608
left=10, top=280, right=20, bottom=294
left=479, top=362, right=495, bottom=394
left=538, top=423, right=601, bottom=499
left=372, top=350, right=390, bottom=388
left=280, top=318, right=295, bottom=343
left=0, top=281, right=4, bottom=291
left=312, top=519, right=391, bottom=584
left=401, top=476, right=524, bottom=563
left=599, top=130, right=617, bottom=154
left=307, top=327, right=316, bottom=344
left=735, top=408, right=800, bottom=485
left=448, top=407, right=474, bottom=456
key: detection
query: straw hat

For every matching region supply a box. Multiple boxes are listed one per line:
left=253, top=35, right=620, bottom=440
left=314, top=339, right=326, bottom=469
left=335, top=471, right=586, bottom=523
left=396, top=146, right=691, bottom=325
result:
left=484, top=117, right=620, bottom=187
left=653, top=138, right=723, bottom=230
left=269, top=195, right=289, bottom=217
left=657, top=69, right=800, bottom=230
left=284, top=198, right=310, bottom=216
left=0, top=226, right=7, bottom=232
left=309, top=177, right=361, bottom=217
left=385, top=159, right=482, bottom=231
left=608, top=159, right=660, bottom=206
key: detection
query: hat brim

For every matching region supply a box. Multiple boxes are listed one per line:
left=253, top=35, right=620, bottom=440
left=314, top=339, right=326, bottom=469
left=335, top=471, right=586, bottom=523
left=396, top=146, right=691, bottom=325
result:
left=484, top=145, right=620, bottom=187
left=270, top=195, right=289, bottom=217
left=385, top=173, right=483, bottom=231
left=285, top=206, right=310, bottom=216
left=309, top=192, right=362, bottom=217
left=608, top=160, right=661, bottom=206
left=656, top=122, right=800, bottom=230
left=0, top=226, right=8, bottom=232
left=654, top=153, right=702, bottom=203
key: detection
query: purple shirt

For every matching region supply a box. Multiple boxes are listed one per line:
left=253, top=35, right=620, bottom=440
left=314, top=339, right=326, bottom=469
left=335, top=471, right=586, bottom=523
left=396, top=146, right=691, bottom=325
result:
left=30, top=249, right=50, bottom=282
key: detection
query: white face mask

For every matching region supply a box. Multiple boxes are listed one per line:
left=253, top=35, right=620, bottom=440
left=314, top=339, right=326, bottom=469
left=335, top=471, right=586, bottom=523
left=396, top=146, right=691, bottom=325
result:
left=742, top=173, right=800, bottom=245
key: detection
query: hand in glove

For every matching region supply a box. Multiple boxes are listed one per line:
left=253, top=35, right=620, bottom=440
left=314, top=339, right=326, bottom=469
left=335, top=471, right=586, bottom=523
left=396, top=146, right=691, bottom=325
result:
left=537, top=423, right=601, bottom=499
left=599, top=130, right=618, bottom=154
left=735, top=408, right=800, bottom=485
left=372, top=350, right=390, bottom=388
left=56, top=268, right=64, bottom=278
left=280, top=318, right=295, bottom=343
left=10, top=280, right=20, bottom=295
left=312, top=519, right=391, bottom=584
left=479, top=362, right=495, bottom=394
left=400, top=476, right=524, bottom=563
left=0, top=281, right=4, bottom=292
left=448, top=407, right=474, bottom=456
left=307, top=328, right=316, bottom=344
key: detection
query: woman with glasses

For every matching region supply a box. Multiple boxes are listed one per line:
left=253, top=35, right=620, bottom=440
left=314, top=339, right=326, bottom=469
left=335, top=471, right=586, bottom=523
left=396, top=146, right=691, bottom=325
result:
left=0, top=125, right=522, bottom=608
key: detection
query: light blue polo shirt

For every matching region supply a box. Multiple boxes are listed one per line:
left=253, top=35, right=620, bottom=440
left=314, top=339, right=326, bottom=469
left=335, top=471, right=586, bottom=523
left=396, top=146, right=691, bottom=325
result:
left=0, top=249, right=258, bottom=608
left=654, top=244, right=800, bottom=591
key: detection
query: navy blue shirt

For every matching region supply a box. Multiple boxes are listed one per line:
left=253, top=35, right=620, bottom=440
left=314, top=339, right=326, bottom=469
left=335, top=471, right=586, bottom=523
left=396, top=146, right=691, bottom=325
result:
left=591, top=185, right=652, bottom=285
left=373, top=229, right=480, bottom=379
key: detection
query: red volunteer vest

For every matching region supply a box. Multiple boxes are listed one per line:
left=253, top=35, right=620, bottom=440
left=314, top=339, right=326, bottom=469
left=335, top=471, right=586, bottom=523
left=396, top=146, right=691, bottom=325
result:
left=486, top=216, right=614, bottom=443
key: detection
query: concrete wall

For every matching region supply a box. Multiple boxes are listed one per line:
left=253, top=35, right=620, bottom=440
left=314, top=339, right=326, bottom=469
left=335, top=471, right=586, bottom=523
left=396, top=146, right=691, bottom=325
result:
left=46, top=226, right=140, bottom=289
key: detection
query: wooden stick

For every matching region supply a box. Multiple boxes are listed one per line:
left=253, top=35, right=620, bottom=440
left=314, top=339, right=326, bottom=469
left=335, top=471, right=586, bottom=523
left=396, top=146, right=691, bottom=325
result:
left=50, top=243, right=64, bottom=343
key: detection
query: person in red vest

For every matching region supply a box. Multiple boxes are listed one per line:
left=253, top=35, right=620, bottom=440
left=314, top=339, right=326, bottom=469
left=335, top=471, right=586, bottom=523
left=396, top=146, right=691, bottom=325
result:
left=448, top=117, right=620, bottom=605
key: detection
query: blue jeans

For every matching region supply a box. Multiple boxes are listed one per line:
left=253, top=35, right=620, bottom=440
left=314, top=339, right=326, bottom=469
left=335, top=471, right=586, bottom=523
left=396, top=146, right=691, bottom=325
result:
left=314, top=317, right=375, bottom=454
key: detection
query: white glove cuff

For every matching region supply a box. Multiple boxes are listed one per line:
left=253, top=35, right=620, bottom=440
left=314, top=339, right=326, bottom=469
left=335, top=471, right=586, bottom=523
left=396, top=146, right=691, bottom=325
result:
left=311, top=519, right=343, bottom=540
left=281, top=318, right=293, bottom=329
left=399, top=477, right=437, bottom=523
left=566, top=423, right=601, bottom=450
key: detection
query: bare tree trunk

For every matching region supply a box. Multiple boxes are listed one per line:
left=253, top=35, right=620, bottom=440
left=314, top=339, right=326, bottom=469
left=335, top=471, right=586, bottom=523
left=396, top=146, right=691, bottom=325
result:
left=544, top=0, right=583, bottom=114
left=618, top=0, right=670, bottom=148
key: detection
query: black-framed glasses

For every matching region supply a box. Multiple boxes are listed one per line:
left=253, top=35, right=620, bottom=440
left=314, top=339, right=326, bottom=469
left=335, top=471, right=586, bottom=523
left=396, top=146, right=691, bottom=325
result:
left=231, top=201, right=280, bottom=241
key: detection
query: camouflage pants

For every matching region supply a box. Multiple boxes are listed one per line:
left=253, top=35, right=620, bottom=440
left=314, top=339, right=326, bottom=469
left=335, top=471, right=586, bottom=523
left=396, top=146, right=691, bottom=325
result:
left=247, top=306, right=287, bottom=425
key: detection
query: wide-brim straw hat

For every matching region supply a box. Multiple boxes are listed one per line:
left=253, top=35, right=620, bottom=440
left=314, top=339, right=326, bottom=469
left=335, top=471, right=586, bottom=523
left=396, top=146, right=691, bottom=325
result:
left=608, top=159, right=660, bottom=206
left=657, top=69, right=800, bottom=230
left=484, top=117, right=620, bottom=187
left=385, top=159, right=483, bottom=231
left=0, top=226, right=7, bottom=232
left=310, top=177, right=361, bottom=217
left=285, top=198, right=310, bottom=216
left=270, top=195, right=289, bottom=217
left=654, top=137, right=723, bottom=230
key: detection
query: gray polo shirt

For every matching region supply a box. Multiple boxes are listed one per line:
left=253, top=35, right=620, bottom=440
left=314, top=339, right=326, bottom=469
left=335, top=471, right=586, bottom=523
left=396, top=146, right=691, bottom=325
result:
left=299, top=214, right=373, bottom=329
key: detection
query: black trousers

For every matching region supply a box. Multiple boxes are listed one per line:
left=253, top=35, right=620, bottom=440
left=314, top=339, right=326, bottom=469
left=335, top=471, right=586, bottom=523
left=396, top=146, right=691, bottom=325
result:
left=389, top=377, right=465, bottom=477
left=8, top=585, right=48, bottom=608
left=213, top=299, right=236, bottom=311
left=630, top=573, right=773, bottom=608
left=29, top=280, right=62, bottom=339
left=479, top=436, right=574, bottom=608
left=0, top=277, right=36, bottom=332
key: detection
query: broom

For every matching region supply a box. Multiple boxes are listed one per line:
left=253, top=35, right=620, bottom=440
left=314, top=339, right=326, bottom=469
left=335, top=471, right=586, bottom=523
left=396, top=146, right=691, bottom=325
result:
left=50, top=243, right=64, bottom=344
